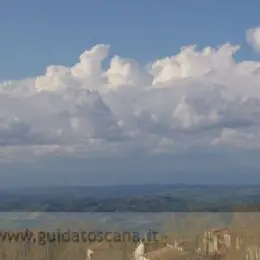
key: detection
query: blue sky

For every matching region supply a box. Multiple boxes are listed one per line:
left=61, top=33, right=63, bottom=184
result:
left=1, top=1, right=260, bottom=186
left=1, top=0, right=260, bottom=80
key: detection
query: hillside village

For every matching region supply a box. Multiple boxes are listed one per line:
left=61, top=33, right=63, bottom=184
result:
left=86, top=225, right=260, bottom=260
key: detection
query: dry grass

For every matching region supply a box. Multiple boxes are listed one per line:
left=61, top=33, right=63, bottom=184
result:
left=1, top=214, right=260, bottom=260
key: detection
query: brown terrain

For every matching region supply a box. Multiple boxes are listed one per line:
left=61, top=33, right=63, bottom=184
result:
left=0, top=213, right=260, bottom=260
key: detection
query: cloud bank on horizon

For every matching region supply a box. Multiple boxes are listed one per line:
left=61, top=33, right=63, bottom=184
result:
left=1, top=26, right=260, bottom=162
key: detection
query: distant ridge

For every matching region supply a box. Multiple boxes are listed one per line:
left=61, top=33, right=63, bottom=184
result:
left=0, top=184, right=260, bottom=211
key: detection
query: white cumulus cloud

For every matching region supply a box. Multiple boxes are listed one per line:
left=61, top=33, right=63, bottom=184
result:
left=247, top=26, right=260, bottom=53
left=211, top=128, right=260, bottom=149
left=2, top=30, right=260, bottom=162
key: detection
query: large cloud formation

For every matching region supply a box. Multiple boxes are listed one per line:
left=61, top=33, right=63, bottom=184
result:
left=2, top=27, right=260, bottom=162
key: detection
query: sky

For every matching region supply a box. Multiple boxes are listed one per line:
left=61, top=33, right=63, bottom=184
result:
left=1, top=0, right=260, bottom=80
left=1, top=1, right=260, bottom=186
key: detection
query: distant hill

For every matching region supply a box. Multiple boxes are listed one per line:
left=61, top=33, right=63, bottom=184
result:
left=0, top=184, right=260, bottom=211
